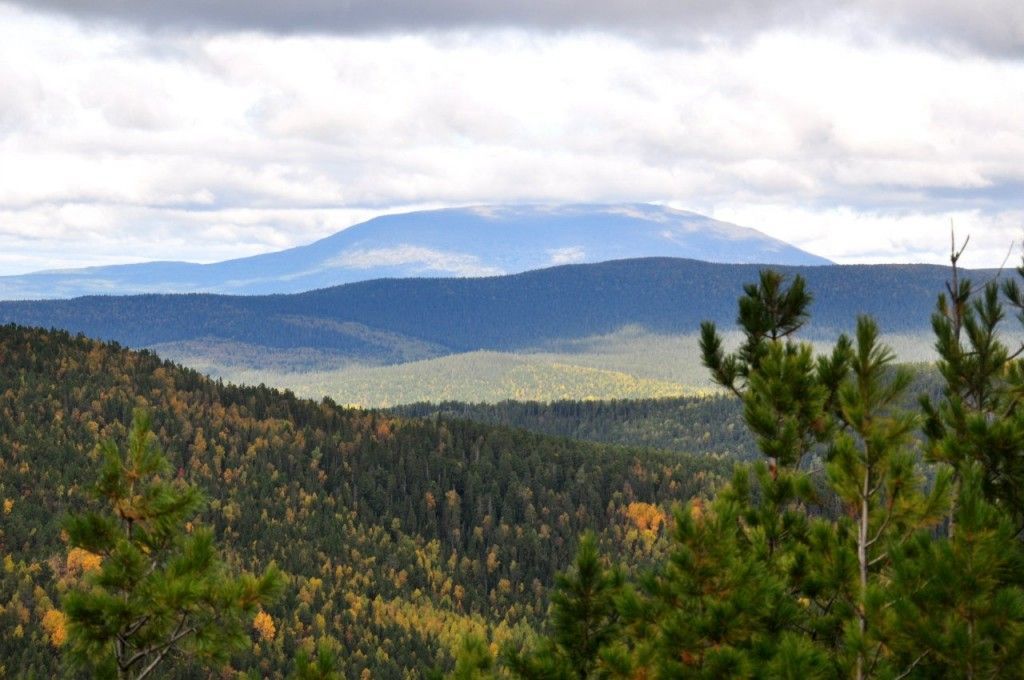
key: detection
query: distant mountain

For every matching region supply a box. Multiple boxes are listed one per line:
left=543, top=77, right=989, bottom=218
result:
left=0, top=204, right=829, bottom=299
left=0, top=257, right=995, bottom=361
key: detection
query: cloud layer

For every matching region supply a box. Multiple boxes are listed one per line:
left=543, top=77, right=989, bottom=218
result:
left=11, top=1, right=1024, bottom=57
left=0, top=2, right=1021, bottom=273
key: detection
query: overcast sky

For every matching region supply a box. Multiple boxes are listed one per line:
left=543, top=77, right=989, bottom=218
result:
left=1, top=0, right=1022, bottom=274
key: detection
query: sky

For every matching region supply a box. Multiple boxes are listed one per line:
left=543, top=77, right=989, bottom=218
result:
left=0, top=0, right=1022, bottom=274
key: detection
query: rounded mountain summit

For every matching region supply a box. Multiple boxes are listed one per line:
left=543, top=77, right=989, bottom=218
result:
left=0, top=204, right=830, bottom=299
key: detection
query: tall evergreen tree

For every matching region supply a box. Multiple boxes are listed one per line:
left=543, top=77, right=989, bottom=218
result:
left=924, top=237, right=1024, bottom=528
left=61, top=410, right=284, bottom=680
left=826, top=317, right=949, bottom=679
left=886, top=463, right=1024, bottom=678
left=498, top=258, right=1024, bottom=680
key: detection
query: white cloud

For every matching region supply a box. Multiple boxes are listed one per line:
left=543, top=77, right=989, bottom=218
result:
left=0, top=3, right=1023, bottom=273
left=710, top=205, right=1024, bottom=268
left=548, top=247, right=587, bottom=265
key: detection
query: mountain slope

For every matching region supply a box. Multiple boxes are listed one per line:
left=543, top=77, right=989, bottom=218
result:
left=0, top=325, right=725, bottom=677
left=0, top=257, right=998, bottom=357
left=0, top=257, right=1002, bottom=405
left=0, top=204, right=829, bottom=299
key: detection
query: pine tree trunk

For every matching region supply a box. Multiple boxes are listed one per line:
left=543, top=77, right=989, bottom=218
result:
left=857, top=467, right=870, bottom=680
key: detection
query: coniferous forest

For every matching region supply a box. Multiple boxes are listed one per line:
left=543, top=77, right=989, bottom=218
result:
left=0, top=325, right=724, bottom=678
left=3, top=257, right=1024, bottom=678
left=2, top=0, right=1020, bottom=676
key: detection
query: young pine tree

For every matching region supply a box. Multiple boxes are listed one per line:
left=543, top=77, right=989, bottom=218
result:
left=885, top=463, right=1024, bottom=678
left=505, top=533, right=623, bottom=679
left=489, top=260, right=1024, bottom=680
left=61, top=410, right=284, bottom=680
left=924, top=237, right=1024, bottom=529
left=825, top=317, right=950, bottom=679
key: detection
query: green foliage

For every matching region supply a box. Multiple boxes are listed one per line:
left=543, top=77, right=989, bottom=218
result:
left=507, top=534, right=623, bottom=679
left=702, top=270, right=848, bottom=468
left=292, top=641, right=344, bottom=680
left=450, top=636, right=496, bottom=680
left=498, top=259, right=1024, bottom=679
left=700, top=269, right=813, bottom=395
left=62, top=410, right=284, bottom=679
left=0, top=324, right=725, bottom=678
left=923, top=262, right=1024, bottom=528
left=886, top=463, right=1024, bottom=678
left=394, top=395, right=753, bottom=464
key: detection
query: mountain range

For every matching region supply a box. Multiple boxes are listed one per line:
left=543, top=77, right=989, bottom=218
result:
left=0, top=204, right=829, bottom=300
left=0, top=256, right=994, bottom=364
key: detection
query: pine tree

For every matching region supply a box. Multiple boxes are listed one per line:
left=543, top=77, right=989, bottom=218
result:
left=449, top=636, right=496, bottom=680
left=506, top=533, right=623, bottom=679
left=825, top=317, right=949, bottom=679
left=61, top=410, right=284, bottom=679
left=924, top=235, right=1024, bottom=529
left=886, top=463, right=1024, bottom=678
left=292, top=642, right=344, bottom=680
left=493, top=259, right=1024, bottom=680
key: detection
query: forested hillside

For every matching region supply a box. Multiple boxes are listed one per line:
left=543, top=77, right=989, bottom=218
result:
left=0, top=258, right=1001, bottom=405
left=392, top=397, right=754, bottom=459
left=0, top=325, right=726, bottom=678
left=389, top=364, right=944, bottom=457
left=0, top=258, right=1001, bottom=360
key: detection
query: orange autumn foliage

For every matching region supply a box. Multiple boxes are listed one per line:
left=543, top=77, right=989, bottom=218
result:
left=624, top=502, right=667, bottom=534
left=689, top=498, right=705, bottom=522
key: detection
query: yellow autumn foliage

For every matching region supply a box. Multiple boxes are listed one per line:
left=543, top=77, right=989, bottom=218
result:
left=41, top=609, right=67, bottom=647
left=253, top=610, right=276, bottom=641
left=66, top=547, right=103, bottom=575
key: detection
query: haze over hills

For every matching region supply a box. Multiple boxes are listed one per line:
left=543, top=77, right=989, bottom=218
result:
left=0, top=257, right=993, bottom=353
left=0, top=257, right=1007, bottom=405
left=0, top=204, right=829, bottom=300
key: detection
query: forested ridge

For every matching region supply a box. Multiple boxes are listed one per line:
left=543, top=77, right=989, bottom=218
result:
left=390, top=365, right=942, bottom=458
left=0, top=259, right=1003, bottom=364
left=0, top=324, right=725, bottom=678
left=391, top=397, right=754, bottom=459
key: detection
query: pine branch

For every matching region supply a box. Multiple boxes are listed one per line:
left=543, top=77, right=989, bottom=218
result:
left=893, top=651, right=929, bottom=680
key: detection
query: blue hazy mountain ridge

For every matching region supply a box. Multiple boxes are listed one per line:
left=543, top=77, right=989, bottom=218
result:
left=0, top=204, right=829, bottom=300
left=0, top=258, right=999, bottom=366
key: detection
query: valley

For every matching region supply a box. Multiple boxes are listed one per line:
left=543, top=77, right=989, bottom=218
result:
left=0, top=325, right=728, bottom=677
left=0, top=257, right=1001, bottom=406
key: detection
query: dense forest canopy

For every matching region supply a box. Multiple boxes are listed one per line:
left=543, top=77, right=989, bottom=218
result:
left=0, top=259, right=1005, bottom=362
left=0, top=325, right=725, bottom=678
left=391, top=397, right=755, bottom=459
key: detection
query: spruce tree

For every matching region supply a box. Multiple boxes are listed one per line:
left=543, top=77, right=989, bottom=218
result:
left=61, top=410, right=284, bottom=679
